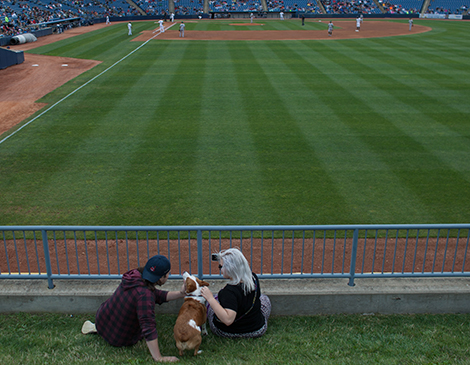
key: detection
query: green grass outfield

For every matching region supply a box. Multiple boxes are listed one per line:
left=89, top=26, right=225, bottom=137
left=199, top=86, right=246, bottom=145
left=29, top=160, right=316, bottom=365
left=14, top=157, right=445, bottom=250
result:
left=0, top=19, right=469, bottom=226
left=1, top=312, right=470, bottom=364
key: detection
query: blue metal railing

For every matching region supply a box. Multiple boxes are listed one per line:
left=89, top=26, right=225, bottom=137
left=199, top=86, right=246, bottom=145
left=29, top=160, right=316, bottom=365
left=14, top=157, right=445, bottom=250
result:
left=1, top=224, right=470, bottom=289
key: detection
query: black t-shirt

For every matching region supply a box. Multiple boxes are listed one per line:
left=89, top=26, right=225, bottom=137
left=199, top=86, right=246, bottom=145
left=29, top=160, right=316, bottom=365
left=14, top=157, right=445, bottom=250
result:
left=213, top=273, right=265, bottom=334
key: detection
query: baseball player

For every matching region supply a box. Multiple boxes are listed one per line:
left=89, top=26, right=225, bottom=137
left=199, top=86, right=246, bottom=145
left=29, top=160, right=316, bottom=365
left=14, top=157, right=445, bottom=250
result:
left=128, top=22, right=132, bottom=35
left=409, top=18, right=413, bottom=31
left=158, top=19, right=165, bottom=33
left=328, top=20, right=334, bottom=36
left=179, top=21, right=185, bottom=37
left=355, top=16, right=361, bottom=32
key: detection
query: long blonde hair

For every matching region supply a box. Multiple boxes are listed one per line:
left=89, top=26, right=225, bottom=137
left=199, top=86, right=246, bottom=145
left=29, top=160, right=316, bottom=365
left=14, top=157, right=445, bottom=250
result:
left=216, top=248, right=255, bottom=295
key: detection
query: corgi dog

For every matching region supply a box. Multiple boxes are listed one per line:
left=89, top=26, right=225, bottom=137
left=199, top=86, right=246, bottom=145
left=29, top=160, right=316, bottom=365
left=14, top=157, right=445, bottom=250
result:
left=173, top=272, right=209, bottom=356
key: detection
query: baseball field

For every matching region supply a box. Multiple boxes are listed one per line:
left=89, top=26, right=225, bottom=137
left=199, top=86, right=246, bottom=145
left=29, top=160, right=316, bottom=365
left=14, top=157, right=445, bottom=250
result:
left=0, top=19, right=469, bottom=227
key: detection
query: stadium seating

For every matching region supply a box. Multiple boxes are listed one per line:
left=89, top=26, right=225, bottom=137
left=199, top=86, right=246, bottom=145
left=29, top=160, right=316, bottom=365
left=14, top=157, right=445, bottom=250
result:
left=1, top=0, right=82, bottom=36
left=322, top=0, right=382, bottom=14
left=135, top=0, right=168, bottom=15
left=1, top=0, right=468, bottom=37
left=380, top=0, right=423, bottom=13
left=209, top=0, right=263, bottom=12
left=280, top=0, right=322, bottom=13
left=173, top=0, right=204, bottom=15
left=426, top=0, right=468, bottom=13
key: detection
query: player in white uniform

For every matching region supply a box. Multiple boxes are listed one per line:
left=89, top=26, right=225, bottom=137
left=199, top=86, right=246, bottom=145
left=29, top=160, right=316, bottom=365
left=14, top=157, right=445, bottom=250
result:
left=128, top=22, right=132, bottom=35
left=179, top=21, right=185, bottom=37
left=159, top=19, right=165, bottom=33
left=280, top=11, right=284, bottom=20
left=409, top=18, right=413, bottom=31
left=327, top=21, right=334, bottom=36
left=355, top=16, right=361, bottom=32
left=170, top=13, right=175, bottom=22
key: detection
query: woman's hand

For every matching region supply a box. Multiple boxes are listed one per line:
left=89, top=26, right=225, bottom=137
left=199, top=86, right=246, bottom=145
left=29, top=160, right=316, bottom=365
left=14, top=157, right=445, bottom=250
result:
left=200, top=287, right=214, bottom=301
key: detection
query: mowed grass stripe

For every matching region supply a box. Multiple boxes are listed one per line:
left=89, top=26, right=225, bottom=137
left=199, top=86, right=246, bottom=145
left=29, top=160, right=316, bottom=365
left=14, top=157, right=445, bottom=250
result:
left=363, top=37, right=470, bottom=111
left=28, top=23, right=133, bottom=59
left=1, top=20, right=469, bottom=226
left=301, top=39, right=470, bottom=222
left=0, top=28, right=143, bottom=222
left=0, top=37, right=184, bottom=224
left=31, top=42, right=180, bottom=224
left=190, top=41, right=269, bottom=225
left=341, top=37, right=470, bottom=133
left=384, top=37, right=470, bottom=76
left=0, top=61, right=142, bottom=222
left=230, top=41, right=352, bottom=224
left=330, top=39, right=470, bottom=181
left=29, top=22, right=160, bottom=106
left=98, top=41, right=207, bottom=225
left=288, top=40, right=443, bottom=222
left=0, top=41, right=178, bottom=224
left=261, top=40, right=434, bottom=223
left=330, top=39, right=470, bottom=161
left=418, top=20, right=470, bottom=49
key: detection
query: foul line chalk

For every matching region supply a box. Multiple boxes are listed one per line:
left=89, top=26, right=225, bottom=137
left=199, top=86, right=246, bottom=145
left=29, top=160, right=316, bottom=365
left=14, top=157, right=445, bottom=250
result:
left=0, top=22, right=176, bottom=147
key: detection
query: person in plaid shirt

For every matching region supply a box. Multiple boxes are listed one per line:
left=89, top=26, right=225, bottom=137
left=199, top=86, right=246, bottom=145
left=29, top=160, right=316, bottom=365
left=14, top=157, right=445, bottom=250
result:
left=81, top=255, right=185, bottom=362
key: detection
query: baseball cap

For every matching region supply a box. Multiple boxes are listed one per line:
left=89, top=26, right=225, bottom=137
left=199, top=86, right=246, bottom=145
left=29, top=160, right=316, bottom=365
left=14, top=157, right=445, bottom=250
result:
left=142, top=255, right=171, bottom=283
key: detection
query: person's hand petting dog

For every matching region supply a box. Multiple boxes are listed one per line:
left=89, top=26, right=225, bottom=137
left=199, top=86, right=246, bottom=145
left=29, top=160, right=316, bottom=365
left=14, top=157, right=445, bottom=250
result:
left=200, top=286, right=214, bottom=301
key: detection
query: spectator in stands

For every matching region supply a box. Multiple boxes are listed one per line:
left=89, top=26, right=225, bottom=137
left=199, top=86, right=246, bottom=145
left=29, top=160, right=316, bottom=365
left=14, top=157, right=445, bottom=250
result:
left=323, top=0, right=380, bottom=14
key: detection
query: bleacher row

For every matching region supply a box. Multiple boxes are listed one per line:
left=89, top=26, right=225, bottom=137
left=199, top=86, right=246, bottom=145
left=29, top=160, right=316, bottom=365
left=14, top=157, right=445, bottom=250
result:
left=1, top=0, right=468, bottom=36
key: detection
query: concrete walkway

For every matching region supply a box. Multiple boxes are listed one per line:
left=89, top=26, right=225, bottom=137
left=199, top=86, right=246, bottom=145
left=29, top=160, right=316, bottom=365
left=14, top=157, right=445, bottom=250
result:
left=1, top=277, right=470, bottom=315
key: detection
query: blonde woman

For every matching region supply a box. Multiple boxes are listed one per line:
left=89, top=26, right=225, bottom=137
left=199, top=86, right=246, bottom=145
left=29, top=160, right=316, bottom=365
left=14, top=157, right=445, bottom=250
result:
left=201, top=248, right=271, bottom=338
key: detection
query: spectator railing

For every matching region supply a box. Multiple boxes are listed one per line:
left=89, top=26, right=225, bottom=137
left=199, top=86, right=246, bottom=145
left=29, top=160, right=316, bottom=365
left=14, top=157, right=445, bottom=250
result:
left=1, top=224, right=469, bottom=289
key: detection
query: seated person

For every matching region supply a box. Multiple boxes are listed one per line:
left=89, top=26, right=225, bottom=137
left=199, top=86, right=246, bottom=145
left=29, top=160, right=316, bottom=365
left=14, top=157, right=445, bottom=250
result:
left=201, top=248, right=271, bottom=338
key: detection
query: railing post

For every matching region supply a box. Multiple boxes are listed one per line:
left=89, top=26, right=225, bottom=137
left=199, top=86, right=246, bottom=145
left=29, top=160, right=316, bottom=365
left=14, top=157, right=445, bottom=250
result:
left=197, top=229, right=203, bottom=279
left=41, top=230, right=54, bottom=289
left=348, top=229, right=359, bottom=287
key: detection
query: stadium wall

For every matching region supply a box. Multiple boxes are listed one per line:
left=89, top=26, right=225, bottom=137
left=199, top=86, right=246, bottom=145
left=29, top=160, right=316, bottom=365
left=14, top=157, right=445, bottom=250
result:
left=0, top=47, right=24, bottom=70
left=0, top=27, right=53, bottom=47
left=209, top=12, right=470, bottom=19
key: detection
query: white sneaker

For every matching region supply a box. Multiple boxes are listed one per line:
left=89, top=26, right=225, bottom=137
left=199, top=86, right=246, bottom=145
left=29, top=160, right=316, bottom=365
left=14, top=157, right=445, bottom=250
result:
left=81, top=320, right=97, bottom=334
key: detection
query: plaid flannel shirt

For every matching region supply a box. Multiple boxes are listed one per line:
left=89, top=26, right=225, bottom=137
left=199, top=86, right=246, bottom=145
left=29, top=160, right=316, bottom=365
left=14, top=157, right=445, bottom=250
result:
left=95, top=269, right=168, bottom=347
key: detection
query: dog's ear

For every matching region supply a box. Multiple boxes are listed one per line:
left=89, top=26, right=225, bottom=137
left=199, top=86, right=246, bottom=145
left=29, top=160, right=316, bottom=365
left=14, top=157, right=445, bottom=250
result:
left=196, top=278, right=210, bottom=287
left=185, top=278, right=197, bottom=293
